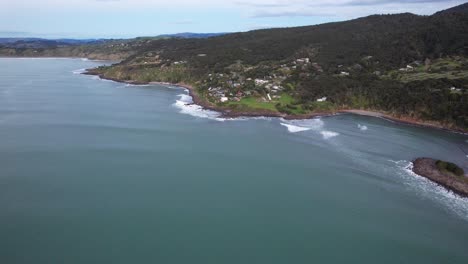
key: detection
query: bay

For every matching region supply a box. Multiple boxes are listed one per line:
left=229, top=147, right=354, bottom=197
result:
left=1, top=58, right=467, bottom=264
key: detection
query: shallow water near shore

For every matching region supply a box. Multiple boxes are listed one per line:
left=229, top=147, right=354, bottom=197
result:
left=1, top=58, right=468, bottom=263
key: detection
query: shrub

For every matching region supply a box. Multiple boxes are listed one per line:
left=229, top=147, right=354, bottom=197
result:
left=436, top=160, right=465, bottom=177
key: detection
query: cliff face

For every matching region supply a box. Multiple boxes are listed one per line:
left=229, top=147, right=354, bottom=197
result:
left=412, top=158, right=468, bottom=197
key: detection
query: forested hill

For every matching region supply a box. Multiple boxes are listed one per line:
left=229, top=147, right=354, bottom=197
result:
left=114, top=5, right=468, bottom=70
left=3, top=3, right=468, bottom=130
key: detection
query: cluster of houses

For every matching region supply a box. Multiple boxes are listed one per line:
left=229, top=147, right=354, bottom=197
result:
left=201, top=57, right=333, bottom=103
left=207, top=86, right=250, bottom=102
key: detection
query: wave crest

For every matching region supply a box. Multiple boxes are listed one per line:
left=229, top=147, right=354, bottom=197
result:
left=173, top=94, right=223, bottom=120
left=280, top=123, right=311, bottom=133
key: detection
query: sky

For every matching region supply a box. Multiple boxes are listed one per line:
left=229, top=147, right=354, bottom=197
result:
left=1, top=0, right=466, bottom=39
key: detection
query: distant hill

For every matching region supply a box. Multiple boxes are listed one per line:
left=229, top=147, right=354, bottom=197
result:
left=0, top=32, right=225, bottom=49
left=0, top=38, right=107, bottom=49
left=1, top=3, right=467, bottom=130
left=157, top=32, right=227, bottom=39
left=435, top=2, right=468, bottom=15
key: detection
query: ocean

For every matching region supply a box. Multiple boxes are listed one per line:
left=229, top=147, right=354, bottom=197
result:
left=1, top=58, right=467, bottom=263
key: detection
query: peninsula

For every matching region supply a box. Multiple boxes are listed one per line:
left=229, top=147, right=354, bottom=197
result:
left=412, top=158, right=468, bottom=197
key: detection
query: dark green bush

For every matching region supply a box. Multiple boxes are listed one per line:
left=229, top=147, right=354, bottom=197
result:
left=436, top=160, right=465, bottom=176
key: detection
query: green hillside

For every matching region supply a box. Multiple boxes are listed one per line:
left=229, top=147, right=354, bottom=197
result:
left=4, top=3, right=468, bottom=130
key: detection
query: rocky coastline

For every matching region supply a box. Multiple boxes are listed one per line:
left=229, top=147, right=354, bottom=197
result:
left=412, top=158, right=468, bottom=197
left=83, top=70, right=468, bottom=134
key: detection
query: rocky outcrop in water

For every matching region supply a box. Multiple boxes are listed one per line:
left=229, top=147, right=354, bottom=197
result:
left=412, top=158, right=468, bottom=197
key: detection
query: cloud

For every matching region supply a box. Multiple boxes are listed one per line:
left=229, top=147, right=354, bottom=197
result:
left=1, top=0, right=465, bottom=38
left=3, top=0, right=464, bottom=14
left=242, top=0, right=466, bottom=18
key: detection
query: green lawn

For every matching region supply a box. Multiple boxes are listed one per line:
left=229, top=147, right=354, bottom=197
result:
left=399, top=70, right=468, bottom=82
left=383, top=57, right=468, bottom=82
left=225, top=93, right=307, bottom=114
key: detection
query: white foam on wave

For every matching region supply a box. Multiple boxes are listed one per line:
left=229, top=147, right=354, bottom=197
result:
left=72, top=68, right=87, bottom=74
left=391, top=159, right=468, bottom=221
left=172, top=92, right=274, bottom=122
left=90, top=75, right=114, bottom=82
left=280, top=118, right=339, bottom=139
left=280, top=123, right=311, bottom=133
left=173, top=94, right=223, bottom=121
left=125, top=83, right=151, bottom=87
left=280, top=118, right=324, bottom=130
left=321, top=130, right=340, bottom=139
left=358, top=124, right=368, bottom=131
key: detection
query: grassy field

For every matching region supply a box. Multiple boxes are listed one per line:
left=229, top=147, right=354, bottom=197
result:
left=398, top=71, right=468, bottom=82
left=223, top=93, right=337, bottom=115
left=224, top=93, right=308, bottom=114
left=384, top=57, right=468, bottom=82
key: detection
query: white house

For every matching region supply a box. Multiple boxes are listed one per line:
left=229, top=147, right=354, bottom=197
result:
left=255, top=79, right=269, bottom=86
left=296, top=58, right=310, bottom=64
left=220, top=97, right=229, bottom=102
left=317, top=97, right=327, bottom=102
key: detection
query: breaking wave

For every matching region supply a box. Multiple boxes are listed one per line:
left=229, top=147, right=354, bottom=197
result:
left=280, top=118, right=339, bottom=139
left=358, top=124, right=368, bottom=131
left=72, top=68, right=87, bottom=74
left=391, top=160, right=468, bottom=221
left=173, top=94, right=223, bottom=121
left=280, top=119, right=324, bottom=131
left=280, top=123, right=311, bottom=133
left=321, top=131, right=340, bottom=139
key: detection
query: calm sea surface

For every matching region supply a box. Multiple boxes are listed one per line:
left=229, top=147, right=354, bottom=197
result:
left=1, top=58, right=468, bottom=264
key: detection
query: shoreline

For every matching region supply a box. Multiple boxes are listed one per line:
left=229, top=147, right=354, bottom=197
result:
left=412, top=158, right=468, bottom=198
left=83, top=71, right=468, bottom=135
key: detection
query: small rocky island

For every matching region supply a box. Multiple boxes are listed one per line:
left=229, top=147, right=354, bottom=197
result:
left=412, top=158, right=468, bottom=197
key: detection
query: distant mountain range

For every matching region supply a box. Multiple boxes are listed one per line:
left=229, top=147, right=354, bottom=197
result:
left=0, top=33, right=227, bottom=49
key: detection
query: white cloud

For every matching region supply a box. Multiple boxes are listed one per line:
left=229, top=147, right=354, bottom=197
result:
left=2, top=0, right=465, bottom=15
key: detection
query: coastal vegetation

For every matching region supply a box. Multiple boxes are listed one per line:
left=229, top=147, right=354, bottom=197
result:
left=3, top=3, right=468, bottom=131
left=413, top=158, right=468, bottom=197
left=436, top=160, right=465, bottom=177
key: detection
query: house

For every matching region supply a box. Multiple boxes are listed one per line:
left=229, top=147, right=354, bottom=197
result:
left=340, top=72, right=350, bottom=76
left=296, top=58, right=310, bottom=64
left=399, top=65, right=414, bottom=72
left=255, top=79, right=269, bottom=86
left=220, top=97, right=229, bottom=102
left=317, top=97, right=327, bottom=102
